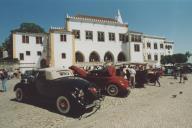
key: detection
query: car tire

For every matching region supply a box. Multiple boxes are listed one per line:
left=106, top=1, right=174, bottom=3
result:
left=56, top=96, right=71, bottom=115
left=106, top=84, right=119, bottom=96
left=15, top=88, right=25, bottom=102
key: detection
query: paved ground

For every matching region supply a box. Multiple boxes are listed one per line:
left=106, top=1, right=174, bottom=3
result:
left=0, top=75, right=192, bottom=128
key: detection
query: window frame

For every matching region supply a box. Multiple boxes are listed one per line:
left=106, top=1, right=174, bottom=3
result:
left=72, top=30, right=80, bottom=39
left=26, top=51, right=30, bottom=56
left=134, top=44, right=140, bottom=52
left=98, top=31, right=105, bottom=42
left=85, top=31, right=93, bottom=40
left=19, top=53, right=24, bottom=60
left=61, top=53, right=66, bottom=59
left=22, top=35, right=29, bottom=43
left=60, top=34, right=67, bottom=42
left=109, top=32, right=115, bottom=41
left=36, top=36, right=43, bottom=44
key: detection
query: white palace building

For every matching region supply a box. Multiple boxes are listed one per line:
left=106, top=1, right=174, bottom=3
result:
left=11, top=11, right=174, bottom=72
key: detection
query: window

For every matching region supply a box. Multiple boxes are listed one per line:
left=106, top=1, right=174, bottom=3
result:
left=147, top=42, right=151, bottom=48
left=37, top=51, right=42, bottom=56
left=134, top=44, right=140, bottom=52
left=131, top=35, right=141, bottom=42
left=72, top=30, right=80, bottom=39
left=19, top=53, right=24, bottom=60
left=119, top=34, right=124, bottom=42
left=26, top=51, right=30, bottom=56
left=60, top=34, right=67, bottom=42
left=61, top=53, right=66, bottom=59
left=124, top=35, right=129, bottom=42
left=148, top=54, right=151, bottom=60
left=160, top=44, right=164, bottom=49
left=154, top=43, right=158, bottom=49
left=85, top=31, right=93, bottom=40
left=36, top=36, right=42, bottom=44
left=22, top=35, right=29, bottom=43
left=109, top=33, right=115, bottom=41
left=154, top=55, right=158, bottom=61
left=98, top=32, right=105, bottom=42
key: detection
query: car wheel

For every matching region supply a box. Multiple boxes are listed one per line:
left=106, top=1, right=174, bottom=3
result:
left=15, top=88, right=24, bottom=102
left=56, top=96, right=71, bottom=115
left=106, top=84, right=119, bottom=96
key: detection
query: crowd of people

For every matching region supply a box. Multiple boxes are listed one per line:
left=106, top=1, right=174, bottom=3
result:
left=117, top=65, right=162, bottom=88
left=1, top=64, right=189, bottom=92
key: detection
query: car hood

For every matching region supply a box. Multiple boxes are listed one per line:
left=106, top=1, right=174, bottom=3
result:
left=70, top=66, right=88, bottom=77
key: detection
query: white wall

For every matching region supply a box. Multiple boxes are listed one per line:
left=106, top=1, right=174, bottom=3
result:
left=143, top=37, right=166, bottom=65
left=129, top=42, right=144, bottom=63
left=67, top=20, right=129, bottom=63
left=14, top=33, right=48, bottom=72
left=52, top=32, right=73, bottom=68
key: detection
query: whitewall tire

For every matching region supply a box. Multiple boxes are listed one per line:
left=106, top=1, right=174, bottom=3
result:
left=15, top=88, right=24, bottom=102
left=107, top=84, right=119, bottom=96
left=56, top=96, right=71, bottom=114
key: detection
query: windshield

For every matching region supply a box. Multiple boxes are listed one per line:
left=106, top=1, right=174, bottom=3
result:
left=46, top=70, right=74, bottom=80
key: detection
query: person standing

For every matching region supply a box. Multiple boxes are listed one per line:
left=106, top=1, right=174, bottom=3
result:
left=1, top=69, right=8, bottom=92
left=129, top=66, right=136, bottom=88
left=154, top=69, right=161, bottom=87
left=179, top=67, right=185, bottom=83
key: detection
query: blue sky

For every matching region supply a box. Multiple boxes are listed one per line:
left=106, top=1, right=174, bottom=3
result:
left=0, top=0, right=192, bottom=53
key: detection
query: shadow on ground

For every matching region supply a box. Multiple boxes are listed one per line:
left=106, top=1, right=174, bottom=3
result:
left=10, top=98, right=89, bottom=119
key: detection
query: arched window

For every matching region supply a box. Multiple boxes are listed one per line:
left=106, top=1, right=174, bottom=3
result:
left=75, top=51, right=84, bottom=62
left=104, top=52, right=114, bottom=62
left=118, top=52, right=126, bottom=62
left=89, top=51, right=100, bottom=62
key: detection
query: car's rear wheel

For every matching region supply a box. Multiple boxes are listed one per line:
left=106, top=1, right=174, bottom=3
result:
left=56, top=96, right=71, bottom=115
left=106, top=84, right=119, bottom=96
left=15, top=88, right=24, bottom=102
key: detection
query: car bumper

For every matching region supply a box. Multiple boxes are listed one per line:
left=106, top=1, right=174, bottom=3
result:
left=85, top=100, right=101, bottom=109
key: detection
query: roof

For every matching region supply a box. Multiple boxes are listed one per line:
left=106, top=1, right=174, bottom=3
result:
left=49, top=27, right=71, bottom=34
left=67, top=14, right=128, bottom=27
left=129, top=30, right=143, bottom=34
left=143, top=34, right=166, bottom=40
left=164, top=40, right=174, bottom=44
left=74, top=14, right=118, bottom=23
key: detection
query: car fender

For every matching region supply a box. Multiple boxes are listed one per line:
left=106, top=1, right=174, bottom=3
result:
left=13, top=83, right=28, bottom=92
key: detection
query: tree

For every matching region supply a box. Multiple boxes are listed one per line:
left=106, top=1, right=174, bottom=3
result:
left=160, top=55, right=172, bottom=65
left=12, top=23, right=45, bottom=33
left=160, top=53, right=188, bottom=65
left=0, top=22, right=45, bottom=59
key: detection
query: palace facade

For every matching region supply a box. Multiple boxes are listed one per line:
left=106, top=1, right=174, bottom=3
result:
left=11, top=11, right=174, bottom=73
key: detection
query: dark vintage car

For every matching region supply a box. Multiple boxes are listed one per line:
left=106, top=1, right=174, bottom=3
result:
left=70, top=66, right=130, bottom=97
left=14, top=68, right=103, bottom=115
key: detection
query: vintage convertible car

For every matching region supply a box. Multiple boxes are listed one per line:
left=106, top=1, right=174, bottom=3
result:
left=14, top=68, right=102, bottom=115
left=70, top=66, right=130, bottom=97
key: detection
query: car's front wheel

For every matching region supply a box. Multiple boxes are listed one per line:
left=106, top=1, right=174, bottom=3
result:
left=56, top=96, right=71, bottom=115
left=106, top=84, right=119, bottom=96
left=15, top=88, right=25, bottom=102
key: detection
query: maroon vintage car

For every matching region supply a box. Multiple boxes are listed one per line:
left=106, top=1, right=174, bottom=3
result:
left=70, top=66, right=130, bottom=97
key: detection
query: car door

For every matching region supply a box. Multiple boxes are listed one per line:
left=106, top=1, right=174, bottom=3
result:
left=35, top=71, right=52, bottom=97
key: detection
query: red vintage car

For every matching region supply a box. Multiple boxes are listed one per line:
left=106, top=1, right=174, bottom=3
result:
left=69, top=66, right=130, bottom=97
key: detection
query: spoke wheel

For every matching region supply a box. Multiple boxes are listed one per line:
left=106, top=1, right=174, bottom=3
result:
left=15, top=88, right=24, bottom=102
left=107, top=84, right=119, bottom=96
left=56, top=96, right=71, bottom=114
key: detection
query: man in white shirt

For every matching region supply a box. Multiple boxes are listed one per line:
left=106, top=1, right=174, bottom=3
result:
left=129, top=66, right=136, bottom=88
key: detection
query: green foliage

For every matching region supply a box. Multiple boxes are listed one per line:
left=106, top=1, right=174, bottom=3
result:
left=0, top=22, right=45, bottom=58
left=161, top=53, right=188, bottom=65
left=12, top=23, right=45, bottom=33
